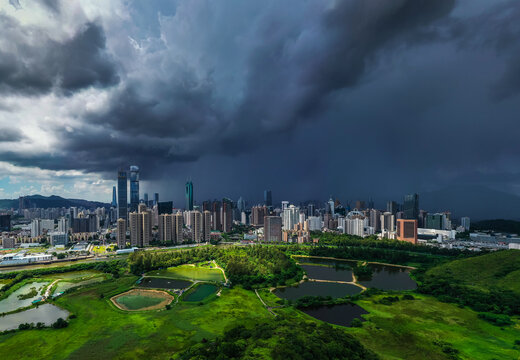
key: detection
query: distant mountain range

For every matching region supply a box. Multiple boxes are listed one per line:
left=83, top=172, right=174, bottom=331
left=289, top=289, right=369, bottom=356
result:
left=420, top=185, right=520, bottom=220
left=0, top=195, right=110, bottom=210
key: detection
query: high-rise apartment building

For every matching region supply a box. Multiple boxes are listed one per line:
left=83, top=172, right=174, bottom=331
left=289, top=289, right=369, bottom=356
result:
left=203, top=210, right=211, bottom=241
left=129, top=206, right=151, bottom=247
left=158, top=213, right=174, bottom=243
left=190, top=210, right=202, bottom=243
left=221, top=199, right=233, bottom=233
left=185, top=180, right=194, bottom=211
left=211, top=200, right=221, bottom=230
left=117, top=169, right=127, bottom=221
left=386, top=201, right=398, bottom=214
left=283, top=205, right=299, bottom=230
left=117, top=218, right=126, bottom=248
left=129, top=165, right=140, bottom=213
left=251, top=205, right=268, bottom=226
left=174, top=212, right=184, bottom=243
left=380, top=212, right=395, bottom=232
left=461, top=217, right=470, bottom=231
left=264, top=216, right=282, bottom=242
left=369, top=209, right=381, bottom=232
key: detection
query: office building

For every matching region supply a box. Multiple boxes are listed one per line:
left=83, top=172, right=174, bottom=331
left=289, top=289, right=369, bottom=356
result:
left=2, top=237, right=15, bottom=249
left=307, top=216, right=322, bottom=231
left=111, top=186, right=117, bottom=207
left=461, top=217, right=470, bottom=231
left=154, top=193, right=159, bottom=206
left=117, top=218, right=126, bottom=248
left=158, top=201, right=173, bottom=215
left=185, top=180, right=194, bottom=211
left=264, top=190, right=272, bottom=207
left=281, top=201, right=289, bottom=212
left=57, top=217, right=68, bottom=233
left=307, top=203, right=315, bottom=217
left=0, top=215, right=11, bottom=231
left=426, top=213, right=444, bottom=230
left=129, top=165, right=140, bottom=213
left=117, top=169, right=128, bottom=221
left=264, top=216, right=282, bottom=242
left=355, top=200, right=366, bottom=210
left=396, top=219, right=418, bottom=244
left=50, top=232, right=68, bottom=246
left=237, top=197, right=246, bottom=213
left=403, top=193, right=419, bottom=220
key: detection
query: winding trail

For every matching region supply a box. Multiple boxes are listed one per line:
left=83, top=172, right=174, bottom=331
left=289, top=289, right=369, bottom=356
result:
left=43, top=279, right=60, bottom=300
left=307, top=278, right=367, bottom=291
left=255, top=289, right=277, bottom=317
left=291, top=255, right=417, bottom=270
left=212, top=260, right=228, bottom=283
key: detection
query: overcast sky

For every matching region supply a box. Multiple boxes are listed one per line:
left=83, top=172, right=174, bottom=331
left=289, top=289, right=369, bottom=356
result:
left=0, top=0, right=519, bottom=208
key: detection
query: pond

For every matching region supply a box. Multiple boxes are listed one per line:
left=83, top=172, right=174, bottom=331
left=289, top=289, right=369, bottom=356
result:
left=184, top=284, right=218, bottom=302
left=300, top=264, right=353, bottom=282
left=274, top=281, right=362, bottom=300
left=297, top=257, right=417, bottom=291
left=301, top=303, right=368, bottom=327
left=138, top=277, right=192, bottom=290
left=0, top=282, right=48, bottom=314
left=358, top=264, right=417, bottom=291
left=0, top=304, right=69, bottom=331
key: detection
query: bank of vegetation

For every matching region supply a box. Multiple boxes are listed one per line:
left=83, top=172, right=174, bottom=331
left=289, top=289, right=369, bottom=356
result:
left=176, top=318, right=379, bottom=360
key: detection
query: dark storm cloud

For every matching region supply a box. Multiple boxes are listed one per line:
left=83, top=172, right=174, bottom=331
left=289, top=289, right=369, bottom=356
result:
left=0, top=16, right=118, bottom=95
left=0, top=128, right=25, bottom=142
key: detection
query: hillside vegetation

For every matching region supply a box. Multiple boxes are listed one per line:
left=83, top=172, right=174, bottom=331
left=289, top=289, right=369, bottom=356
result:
left=417, top=250, right=520, bottom=314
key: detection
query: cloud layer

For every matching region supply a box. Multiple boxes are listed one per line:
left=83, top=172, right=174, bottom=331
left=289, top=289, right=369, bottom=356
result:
left=0, top=0, right=520, bottom=206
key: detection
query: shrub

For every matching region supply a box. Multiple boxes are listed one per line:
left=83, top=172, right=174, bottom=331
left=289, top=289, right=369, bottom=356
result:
left=350, top=318, right=363, bottom=327
left=402, top=294, right=415, bottom=300
left=52, top=318, right=68, bottom=329
left=478, top=312, right=513, bottom=326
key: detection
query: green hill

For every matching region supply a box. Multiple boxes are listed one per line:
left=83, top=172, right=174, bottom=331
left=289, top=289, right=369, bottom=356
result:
left=418, top=250, right=520, bottom=314
left=426, top=250, right=520, bottom=293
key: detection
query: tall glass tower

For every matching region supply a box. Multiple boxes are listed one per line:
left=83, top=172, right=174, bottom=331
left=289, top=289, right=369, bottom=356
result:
left=111, top=186, right=117, bottom=207
left=129, top=165, right=140, bottom=213
left=117, top=170, right=127, bottom=220
left=264, top=190, right=272, bottom=207
left=185, top=180, right=194, bottom=211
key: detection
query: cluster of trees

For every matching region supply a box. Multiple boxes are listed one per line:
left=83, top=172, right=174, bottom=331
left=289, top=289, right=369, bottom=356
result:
left=176, top=318, right=379, bottom=360
left=352, top=263, right=373, bottom=280
left=128, top=246, right=303, bottom=288
left=16, top=317, right=68, bottom=332
left=417, top=272, right=520, bottom=315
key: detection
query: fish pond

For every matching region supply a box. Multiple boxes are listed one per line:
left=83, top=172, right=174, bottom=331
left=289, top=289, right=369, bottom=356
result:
left=138, top=277, right=192, bottom=290
left=0, top=304, right=69, bottom=331
left=274, top=281, right=362, bottom=300
left=0, top=282, right=48, bottom=314
left=183, top=284, right=218, bottom=302
left=302, top=303, right=368, bottom=327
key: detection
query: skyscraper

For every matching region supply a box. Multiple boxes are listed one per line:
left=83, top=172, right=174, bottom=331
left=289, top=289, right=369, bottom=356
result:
left=386, top=201, right=398, bottom=214
left=185, top=180, right=194, bottom=211
left=461, top=217, right=470, bottom=231
left=237, top=197, right=246, bottom=213
left=117, top=169, right=127, bottom=221
left=129, top=165, right=140, bottom=213
left=144, top=193, right=148, bottom=204
left=203, top=210, right=212, bottom=242
left=154, top=193, right=159, bottom=206
left=221, top=198, right=233, bottom=232
left=190, top=210, right=202, bottom=243
left=264, top=216, right=282, bottom=242
left=403, top=193, right=419, bottom=220
left=264, top=190, right=272, bottom=207
left=111, top=186, right=117, bottom=207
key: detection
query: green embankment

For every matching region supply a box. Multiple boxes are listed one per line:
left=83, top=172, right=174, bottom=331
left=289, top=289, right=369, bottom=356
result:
left=425, top=249, right=520, bottom=293
left=0, top=276, right=272, bottom=360
left=147, top=264, right=224, bottom=282
left=350, top=294, right=520, bottom=360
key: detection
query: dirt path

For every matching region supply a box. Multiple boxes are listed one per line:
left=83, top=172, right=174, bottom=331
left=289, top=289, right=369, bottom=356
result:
left=308, top=278, right=367, bottom=291
left=212, top=260, right=228, bottom=283
left=255, top=289, right=277, bottom=317
left=43, top=279, right=60, bottom=300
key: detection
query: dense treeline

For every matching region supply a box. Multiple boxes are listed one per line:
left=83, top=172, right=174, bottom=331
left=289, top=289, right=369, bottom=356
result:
left=176, top=318, right=379, bottom=360
left=128, top=246, right=303, bottom=288
left=315, top=233, right=477, bottom=258
left=416, top=271, right=520, bottom=315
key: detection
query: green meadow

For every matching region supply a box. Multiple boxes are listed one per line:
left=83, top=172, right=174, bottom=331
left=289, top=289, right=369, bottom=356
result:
left=146, top=264, right=225, bottom=282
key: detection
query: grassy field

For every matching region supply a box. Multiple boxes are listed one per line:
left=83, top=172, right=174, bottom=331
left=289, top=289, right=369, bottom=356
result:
left=147, top=264, right=224, bottom=282
left=348, top=294, right=520, bottom=360
left=0, top=276, right=272, bottom=360
left=425, top=250, right=520, bottom=293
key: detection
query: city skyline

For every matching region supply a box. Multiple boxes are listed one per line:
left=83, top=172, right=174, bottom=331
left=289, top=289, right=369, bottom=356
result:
left=0, top=1, right=520, bottom=216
